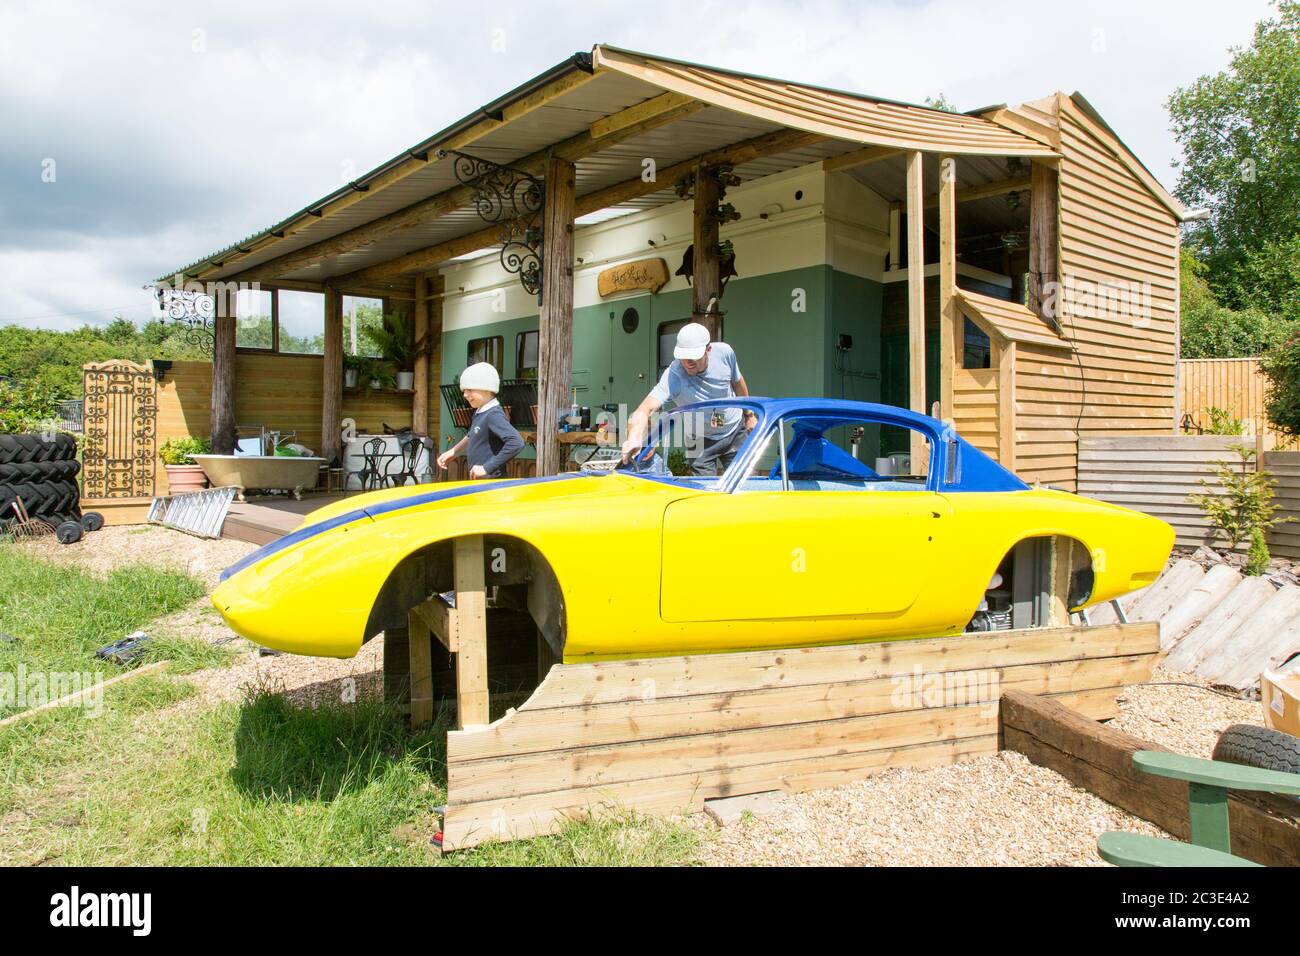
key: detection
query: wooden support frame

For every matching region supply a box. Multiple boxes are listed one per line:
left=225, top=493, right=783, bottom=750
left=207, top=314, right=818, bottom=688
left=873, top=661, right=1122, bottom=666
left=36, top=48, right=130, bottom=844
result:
left=320, top=286, right=343, bottom=465
left=691, top=164, right=723, bottom=339
left=411, top=274, right=431, bottom=433
left=536, top=156, right=576, bottom=477
left=440, top=622, right=1160, bottom=850
left=905, top=151, right=927, bottom=472
left=938, top=155, right=957, bottom=422
left=333, top=128, right=824, bottom=287
left=406, top=536, right=489, bottom=730
left=210, top=287, right=237, bottom=455
left=1027, top=160, right=1059, bottom=324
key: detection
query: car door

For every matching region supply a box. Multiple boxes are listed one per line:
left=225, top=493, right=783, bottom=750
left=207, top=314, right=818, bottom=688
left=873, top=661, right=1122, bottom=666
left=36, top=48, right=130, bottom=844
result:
left=660, top=487, right=946, bottom=623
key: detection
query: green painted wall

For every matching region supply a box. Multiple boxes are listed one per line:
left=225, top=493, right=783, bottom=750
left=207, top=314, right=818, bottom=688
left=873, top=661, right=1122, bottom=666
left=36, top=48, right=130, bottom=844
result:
left=438, top=264, right=884, bottom=453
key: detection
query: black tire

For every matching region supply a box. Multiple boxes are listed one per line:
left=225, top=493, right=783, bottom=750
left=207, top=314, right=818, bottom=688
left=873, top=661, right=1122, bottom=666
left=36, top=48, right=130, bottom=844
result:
left=81, top=511, right=103, bottom=532
left=1212, top=723, right=1300, bottom=775
left=55, top=520, right=83, bottom=545
left=0, top=459, right=79, bottom=483
left=0, top=433, right=77, bottom=465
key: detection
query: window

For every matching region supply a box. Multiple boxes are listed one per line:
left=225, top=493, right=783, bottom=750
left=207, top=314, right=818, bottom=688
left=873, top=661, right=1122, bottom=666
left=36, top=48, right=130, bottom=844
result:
left=515, top=330, right=538, bottom=378
left=277, top=291, right=325, bottom=355
left=342, top=296, right=384, bottom=358
left=963, top=318, right=991, bottom=369
left=468, top=335, right=503, bottom=372
left=657, top=318, right=723, bottom=377
left=234, top=289, right=274, bottom=350
left=736, top=415, right=931, bottom=493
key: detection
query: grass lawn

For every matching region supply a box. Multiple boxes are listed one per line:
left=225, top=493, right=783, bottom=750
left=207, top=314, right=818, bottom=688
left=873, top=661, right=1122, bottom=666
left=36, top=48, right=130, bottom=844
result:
left=0, top=542, right=702, bottom=866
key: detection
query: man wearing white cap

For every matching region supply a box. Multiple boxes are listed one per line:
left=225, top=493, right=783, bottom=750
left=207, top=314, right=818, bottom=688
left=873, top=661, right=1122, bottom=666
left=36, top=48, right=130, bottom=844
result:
left=437, top=362, right=524, bottom=479
left=620, top=322, right=755, bottom=476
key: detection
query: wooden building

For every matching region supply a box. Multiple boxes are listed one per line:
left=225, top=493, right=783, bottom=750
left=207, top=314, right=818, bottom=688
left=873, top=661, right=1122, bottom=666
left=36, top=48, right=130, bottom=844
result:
left=154, top=46, right=1186, bottom=492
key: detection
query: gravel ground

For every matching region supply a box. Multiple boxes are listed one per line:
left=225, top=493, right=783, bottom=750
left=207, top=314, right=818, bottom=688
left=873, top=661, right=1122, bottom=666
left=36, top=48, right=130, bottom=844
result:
left=687, top=665, right=1262, bottom=867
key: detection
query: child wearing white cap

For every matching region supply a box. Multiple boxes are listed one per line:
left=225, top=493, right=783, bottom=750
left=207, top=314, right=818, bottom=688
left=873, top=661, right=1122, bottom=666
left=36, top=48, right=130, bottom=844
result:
left=436, top=362, right=525, bottom=479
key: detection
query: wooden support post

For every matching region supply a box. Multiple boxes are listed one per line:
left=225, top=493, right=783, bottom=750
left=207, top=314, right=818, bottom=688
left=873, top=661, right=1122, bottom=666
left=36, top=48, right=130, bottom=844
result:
left=887, top=203, right=901, bottom=272
left=408, top=609, right=434, bottom=728
left=692, top=164, right=723, bottom=340
left=536, top=156, right=576, bottom=477
left=453, top=535, right=489, bottom=729
left=1028, top=160, right=1059, bottom=324
left=412, top=275, right=430, bottom=434
left=938, top=155, right=957, bottom=422
left=1050, top=536, right=1073, bottom=626
left=997, top=340, right=1017, bottom=470
left=905, top=151, right=928, bottom=473
left=210, top=287, right=237, bottom=455
left=321, top=285, right=343, bottom=465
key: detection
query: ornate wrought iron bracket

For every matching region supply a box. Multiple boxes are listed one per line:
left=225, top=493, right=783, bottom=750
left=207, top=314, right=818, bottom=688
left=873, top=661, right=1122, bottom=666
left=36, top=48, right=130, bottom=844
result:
left=438, top=149, right=544, bottom=297
left=154, top=285, right=215, bottom=355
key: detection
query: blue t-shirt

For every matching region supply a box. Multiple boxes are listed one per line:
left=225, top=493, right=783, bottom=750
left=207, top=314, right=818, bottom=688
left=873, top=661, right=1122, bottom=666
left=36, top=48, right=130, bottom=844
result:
left=650, top=341, right=742, bottom=439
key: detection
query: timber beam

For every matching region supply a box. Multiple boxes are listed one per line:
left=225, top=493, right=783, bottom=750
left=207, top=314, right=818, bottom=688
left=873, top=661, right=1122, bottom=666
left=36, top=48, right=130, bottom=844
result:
left=223, top=93, right=705, bottom=286
left=333, top=127, right=826, bottom=286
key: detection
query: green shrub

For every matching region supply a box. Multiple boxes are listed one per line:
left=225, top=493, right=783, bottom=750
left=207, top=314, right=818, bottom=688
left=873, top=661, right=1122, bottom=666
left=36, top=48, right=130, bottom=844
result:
left=159, top=436, right=211, bottom=465
left=0, top=380, right=59, bottom=434
left=1203, top=406, right=1245, bottom=436
left=1262, top=330, right=1300, bottom=439
left=1246, top=527, right=1271, bottom=576
left=1189, top=444, right=1293, bottom=554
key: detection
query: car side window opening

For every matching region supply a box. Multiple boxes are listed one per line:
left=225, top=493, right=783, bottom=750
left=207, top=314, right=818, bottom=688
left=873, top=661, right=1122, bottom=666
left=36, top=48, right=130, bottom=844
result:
left=735, top=415, right=932, bottom=493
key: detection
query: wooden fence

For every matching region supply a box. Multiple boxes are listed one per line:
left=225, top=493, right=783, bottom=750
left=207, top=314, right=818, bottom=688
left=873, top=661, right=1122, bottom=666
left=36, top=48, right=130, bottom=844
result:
left=1077, top=434, right=1300, bottom=558
left=1179, top=357, right=1292, bottom=450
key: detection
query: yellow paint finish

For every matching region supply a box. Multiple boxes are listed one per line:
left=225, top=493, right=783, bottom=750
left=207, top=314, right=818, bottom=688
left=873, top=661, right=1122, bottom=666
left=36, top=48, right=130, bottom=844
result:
left=211, top=475, right=1173, bottom=661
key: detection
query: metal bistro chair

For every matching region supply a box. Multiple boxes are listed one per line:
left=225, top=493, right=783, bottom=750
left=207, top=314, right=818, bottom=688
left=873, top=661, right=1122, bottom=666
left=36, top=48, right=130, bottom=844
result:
left=346, top=437, right=390, bottom=493
left=386, top=434, right=424, bottom=488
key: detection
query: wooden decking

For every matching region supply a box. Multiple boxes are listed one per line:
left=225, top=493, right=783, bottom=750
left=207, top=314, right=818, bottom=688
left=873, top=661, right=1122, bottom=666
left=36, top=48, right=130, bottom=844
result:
left=221, top=493, right=348, bottom=545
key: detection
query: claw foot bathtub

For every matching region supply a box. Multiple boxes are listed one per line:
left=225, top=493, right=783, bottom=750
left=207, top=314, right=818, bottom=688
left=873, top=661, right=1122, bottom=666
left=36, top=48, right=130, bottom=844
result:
left=191, top=454, right=326, bottom=500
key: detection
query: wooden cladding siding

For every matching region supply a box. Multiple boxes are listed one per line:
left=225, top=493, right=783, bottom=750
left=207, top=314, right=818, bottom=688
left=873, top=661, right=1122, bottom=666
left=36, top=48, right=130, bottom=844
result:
left=1054, top=102, right=1179, bottom=460
left=1078, top=436, right=1300, bottom=558
left=1265, top=451, right=1300, bottom=560
left=1179, top=357, right=1292, bottom=450
left=951, top=367, right=1000, bottom=458
left=440, top=622, right=1159, bottom=850
left=1014, top=343, right=1084, bottom=491
left=155, top=355, right=437, bottom=494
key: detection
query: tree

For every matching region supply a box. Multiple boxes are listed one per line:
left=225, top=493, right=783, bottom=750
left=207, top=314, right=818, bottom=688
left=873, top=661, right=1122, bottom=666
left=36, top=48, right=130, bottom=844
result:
left=1178, top=248, right=1283, bottom=357
left=1261, top=328, right=1300, bottom=437
left=1167, top=2, right=1300, bottom=312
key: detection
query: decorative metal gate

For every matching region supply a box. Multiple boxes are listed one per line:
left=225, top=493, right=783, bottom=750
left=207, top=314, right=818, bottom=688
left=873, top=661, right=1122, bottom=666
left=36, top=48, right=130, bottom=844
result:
left=82, top=360, right=158, bottom=498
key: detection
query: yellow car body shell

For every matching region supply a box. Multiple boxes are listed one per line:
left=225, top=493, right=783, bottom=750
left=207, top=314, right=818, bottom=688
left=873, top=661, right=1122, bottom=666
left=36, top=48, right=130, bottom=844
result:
left=212, top=471, right=1173, bottom=662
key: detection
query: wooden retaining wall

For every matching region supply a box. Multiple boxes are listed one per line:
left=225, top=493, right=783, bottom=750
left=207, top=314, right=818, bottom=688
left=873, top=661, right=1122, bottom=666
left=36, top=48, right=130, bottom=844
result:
left=1077, top=435, right=1300, bottom=558
left=1002, top=690, right=1300, bottom=866
left=440, top=622, right=1159, bottom=850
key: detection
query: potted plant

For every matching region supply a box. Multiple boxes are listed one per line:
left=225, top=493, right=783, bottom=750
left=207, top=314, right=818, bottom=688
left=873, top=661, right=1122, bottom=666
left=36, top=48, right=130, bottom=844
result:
left=160, top=436, right=211, bottom=493
left=363, top=311, right=414, bottom=390
left=343, top=353, right=367, bottom=389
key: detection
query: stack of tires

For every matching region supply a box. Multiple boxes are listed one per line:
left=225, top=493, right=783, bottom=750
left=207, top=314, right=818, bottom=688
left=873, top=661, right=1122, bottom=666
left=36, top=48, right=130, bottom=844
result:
left=0, top=433, right=96, bottom=541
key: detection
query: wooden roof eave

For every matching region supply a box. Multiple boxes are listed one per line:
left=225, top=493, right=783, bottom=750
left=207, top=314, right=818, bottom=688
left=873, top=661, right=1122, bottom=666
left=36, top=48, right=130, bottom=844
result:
left=955, top=288, right=1075, bottom=353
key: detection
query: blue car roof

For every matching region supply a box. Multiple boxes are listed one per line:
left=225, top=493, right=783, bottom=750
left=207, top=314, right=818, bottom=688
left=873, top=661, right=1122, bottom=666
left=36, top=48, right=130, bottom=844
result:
left=659, top=396, right=1027, bottom=493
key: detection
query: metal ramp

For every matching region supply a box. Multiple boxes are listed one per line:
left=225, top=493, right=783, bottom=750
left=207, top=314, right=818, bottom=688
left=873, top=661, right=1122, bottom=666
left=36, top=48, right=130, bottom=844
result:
left=147, top=486, right=238, bottom=539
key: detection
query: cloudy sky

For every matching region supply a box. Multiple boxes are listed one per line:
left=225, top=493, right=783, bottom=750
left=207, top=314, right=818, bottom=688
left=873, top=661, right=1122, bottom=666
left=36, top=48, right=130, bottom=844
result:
left=0, top=0, right=1274, bottom=331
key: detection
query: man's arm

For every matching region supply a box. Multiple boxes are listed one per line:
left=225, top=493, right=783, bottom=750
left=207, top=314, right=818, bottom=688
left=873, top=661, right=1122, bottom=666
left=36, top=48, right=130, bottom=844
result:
left=733, top=372, right=757, bottom=429
left=621, top=393, right=663, bottom=460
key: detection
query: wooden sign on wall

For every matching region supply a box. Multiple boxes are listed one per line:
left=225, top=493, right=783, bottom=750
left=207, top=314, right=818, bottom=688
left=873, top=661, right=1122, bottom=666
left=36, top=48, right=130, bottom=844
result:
left=597, top=258, right=669, bottom=298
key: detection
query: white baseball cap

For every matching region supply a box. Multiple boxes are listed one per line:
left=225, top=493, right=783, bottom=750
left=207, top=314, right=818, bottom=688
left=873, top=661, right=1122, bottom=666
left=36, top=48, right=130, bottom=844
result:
left=673, top=322, right=711, bottom=361
left=459, top=362, right=500, bottom=393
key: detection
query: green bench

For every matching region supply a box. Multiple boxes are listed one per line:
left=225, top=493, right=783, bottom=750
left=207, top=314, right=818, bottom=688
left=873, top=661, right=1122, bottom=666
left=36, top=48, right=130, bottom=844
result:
left=1097, top=750, right=1300, bottom=867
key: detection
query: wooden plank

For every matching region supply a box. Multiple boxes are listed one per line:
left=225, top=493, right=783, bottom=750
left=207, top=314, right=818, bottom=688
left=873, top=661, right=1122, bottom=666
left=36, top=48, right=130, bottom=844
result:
left=454, top=535, right=489, bottom=728
left=1001, top=689, right=1300, bottom=866
left=210, top=295, right=237, bottom=454
left=411, top=275, right=430, bottom=435
left=906, top=150, right=926, bottom=471
left=408, top=609, right=434, bottom=728
left=938, top=155, right=957, bottom=420
left=822, top=144, right=903, bottom=173
left=412, top=594, right=458, bottom=652
left=692, top=164, right=723, bottom=339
